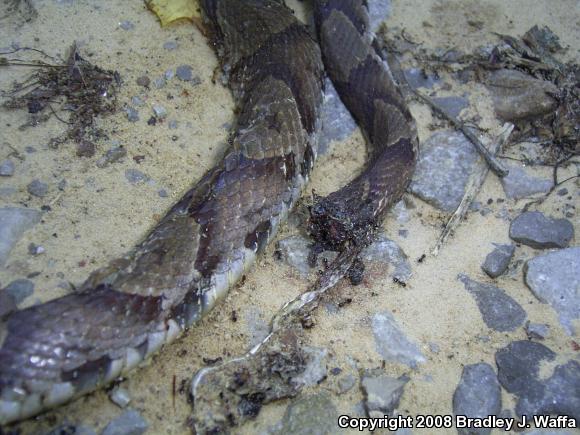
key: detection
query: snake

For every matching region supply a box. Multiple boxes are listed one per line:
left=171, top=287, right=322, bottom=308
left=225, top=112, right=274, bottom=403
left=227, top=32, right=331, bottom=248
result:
left=0, top=0, right=417, bottom=426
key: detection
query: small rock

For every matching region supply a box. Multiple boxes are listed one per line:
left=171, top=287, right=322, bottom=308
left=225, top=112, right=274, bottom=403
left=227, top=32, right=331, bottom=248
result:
left=510, top=211, right=573, bottom=249
left=245, top=307, right=269, bottom=348
left=293, top=347, right=328, bottom=387
left=487, top=69, right=558, bottom=121
left=495, top=341, right=580, bottom=421
left=0, top=207, right=41, bottom=266
left=25, top=146, right=36, bottom=153
left=277, top=393, right=338, bottom=435
left=163, top=40, right=178, bottom=50
left=158, top=189, right=168, bottom=198
left=524, top=247, right=580, bottom=335
left=403, top=67, right=440, bottom=89
left=102, top=409, right=148, bottom=435
left=410, top=131, right=479, bottom=212
left=125, top=107, right=139, bottom=122
left=275, top=236, right=315, bottom=277
left=0, top=291, right=17, bottom=317
left=429, top=342, right=440, bottom=353
left=453, top=363, right=502, bottom=435
left=432, top=95, right=469, bottom=118
left=76, top=139, right=95, bottom=157
left=119, top=20, right=134, bottom=31
left=153, top=77, right=165, bottom=89
left=318, top=78, right=357, bottom=154
left=125, top=169, right=150, bottom=184
left=164, top=69, right=174, bottom=80
left=152, top=104, right=167, bottom=119
left=168, top=119, right=178, bottom=129
left=131, top=96, right=144, bottom=107
left=27, top=243, right=44, bottom=256
left=481, top=243, right=515, bottom=278
left=58, top=179, right=67, bottom=191
left=136, top=75, right=150, bottom=88
left=361, top=234, right=412, bottom=282
left=109, top=387, right=131, bottom=408
left=556, top=188, right=568, bottom=196
left=27, top=179, right=48, bottom=197
left=458, top=274, right=526, bottom=331
left=96, top=146, right=127, bottom=168
left=372, top=310, right=425, bottom=368
left=176, top=65, right=193, bottom=81
left=525, top=321, right=550, bottom=340
left=501, top=164, right=553, bottom=200
left=0, top=159, right=15, bottom=177
left=361, top=372, right=408, bottom=417
left=337, top=374, right=356, bottom=394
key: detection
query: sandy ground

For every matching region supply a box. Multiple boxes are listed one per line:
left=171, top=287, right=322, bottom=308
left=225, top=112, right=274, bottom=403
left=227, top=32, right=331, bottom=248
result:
left=0, top=0, right=578, bottom=434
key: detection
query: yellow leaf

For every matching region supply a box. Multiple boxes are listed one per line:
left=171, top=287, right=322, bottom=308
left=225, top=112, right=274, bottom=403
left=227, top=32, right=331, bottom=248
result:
left=145, top=0, right=200, bottom=26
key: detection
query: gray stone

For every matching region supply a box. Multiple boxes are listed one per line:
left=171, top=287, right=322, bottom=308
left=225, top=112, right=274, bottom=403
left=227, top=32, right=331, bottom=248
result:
left=275, top=236, right=313, bottom=277
left=501, top=164, right=553, bottom=200
left=131, top=96, right=144, bottom=107
left=524, top=322, right=550, bottom=340
left=367, top=0, right=392, bottom=30
left=0, top=207, right=41, bottom=266
left=119, top=20, right=134, bottom=31
left=337, top=374, right=356, bottom=394
left=102, top=409, right=148, bottom=435
left=510, top=211, right=573, bottom=249
left=278, top=393, right=338, bottom=435
left=458, top=274, right=526, bottom=331
left=361, top=235, right=412, bottom=282
left=96, top=146, right=127, bottom=168
left=27, top=179, right=48, bottom=197
left=4, top=279, right=34, bottom=304
left=432, top=96, right=469, bottom=118
left=168, top=119, right=178, bottom=129
left=163, top=40, right=178, bottom=50
left=361, top=372, right=408, bottom=417
left=109, top=387, right=131, bottom=408
left=152, top=104, right=167, bottom=119
left=125, top=107, right=139, bottom=122
left=125, top=169, right=150, bottom=185
left=152, top=77, right=166, bottom=89
left=0, top=291, right=16, bottom=317
left=0, top=159, right=15, bottom=177
left=453, top=363, right=501, bottom=435
left=176, top=64, right=193, bottom=81
left=372, top=310, right=425, bottom=368
left=318, top=78, right=356, bottom=154
left=524, top=247, right=580, bottom=335
left=481, top=243, right=515, bottom=278
left=245, top=307, right=269, bottom=348
left=410, top=131, right=479, bottom=212
left=495, top=341, right=580, bottom=421
left=293, top=347, right=328, bottom=387
left=158, top=189, right=168, bottom=198
left=164, top=69, right=174, bottom=80
left=403, top=68, right=440, bottom=89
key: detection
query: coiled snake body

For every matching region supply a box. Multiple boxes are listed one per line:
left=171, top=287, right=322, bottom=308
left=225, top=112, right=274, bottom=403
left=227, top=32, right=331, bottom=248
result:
left=0, top=0, right=417, bottom=425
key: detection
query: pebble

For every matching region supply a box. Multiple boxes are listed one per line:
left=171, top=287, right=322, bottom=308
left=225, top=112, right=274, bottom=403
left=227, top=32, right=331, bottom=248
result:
left=136, top=75, right=150, bottom=88
left=125, top=107, right=139, bottom=122
left=410, top=131, right=479, bottom=212
left=153, top=77, right=166, bottom=89
left=432, top=95, right=469, bottom=118
left=318, top=78, right=357, bottom=154
left=403, top=67, right=440, bottom=89
left=495, top=341, right=580, bottom=421
left=0, top=159, right=15, bottom=177
left=500, top=164, right=553, bottom=200
left=293, top=347, right=328, bottom=387
left=361, top=234, right=412, bottom=282
left=153, top=104, right=167, bottom=119
left=131, top=96, right=144, bottom=107
left=481, top=243, right=515, bottom=278
left=509, top=211, right=574, bottom=249
left=158, top=189, right=168, bottom=198
left=458, top=274, right=526, bottom=331
left=28, top=242, right=44, bottom=256
left=125, top=169, right=150, bottom=184
left=524, top=321, right=550, bottom=340
left=102, top=409, right=148, bottom=435
left=277, top=393, right=338, bottom=435
left=361, top=372, right=408, bottom=417
left=119, top=20, right=134, bottom=31
left=244, top=307, right=269, bottom=348
left=168, top=119, right=178, bottom=129
left=372, top=310, right=425, bottom=368
left=27, top=179, right=48, bottom=197
left=524, top=247, right=580, bottom=335
left=96, top=146, right=127, bottom=168
left=337, top=374, right=356, bottom=394
left=176, top=64, right=193, bottom=81
left=109, top=387, right=131, bottom=408
left=0, top=207, right=41, bottom=266
left=556, top=188, right=568, bottom=196
left=164, top=69, right=175, bottom=80
left=452, top=363, right=502, bottom=435
left=163, top=40, right=178, bottom=50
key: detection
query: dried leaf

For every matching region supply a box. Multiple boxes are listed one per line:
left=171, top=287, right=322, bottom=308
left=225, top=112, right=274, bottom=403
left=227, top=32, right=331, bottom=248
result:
left=145, top=0, right=200, bottom=26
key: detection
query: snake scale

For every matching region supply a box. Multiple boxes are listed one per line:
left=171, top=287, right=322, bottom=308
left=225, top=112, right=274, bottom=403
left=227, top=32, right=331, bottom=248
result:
left=0, top=0, right=417, bottom=426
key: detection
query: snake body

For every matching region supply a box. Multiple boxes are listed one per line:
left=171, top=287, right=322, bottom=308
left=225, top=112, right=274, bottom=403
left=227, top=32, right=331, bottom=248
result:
left=0, top=0, right=416, bottom=426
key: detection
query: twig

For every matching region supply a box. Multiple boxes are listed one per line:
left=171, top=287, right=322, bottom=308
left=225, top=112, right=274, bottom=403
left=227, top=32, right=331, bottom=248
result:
left=431, top=123, right=514, bottom=256
left=412, top=88, right=509, bottom=177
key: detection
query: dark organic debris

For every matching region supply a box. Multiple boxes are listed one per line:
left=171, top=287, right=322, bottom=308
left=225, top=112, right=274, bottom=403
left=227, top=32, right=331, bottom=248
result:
left=1, top=43, right=120, bottom=151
